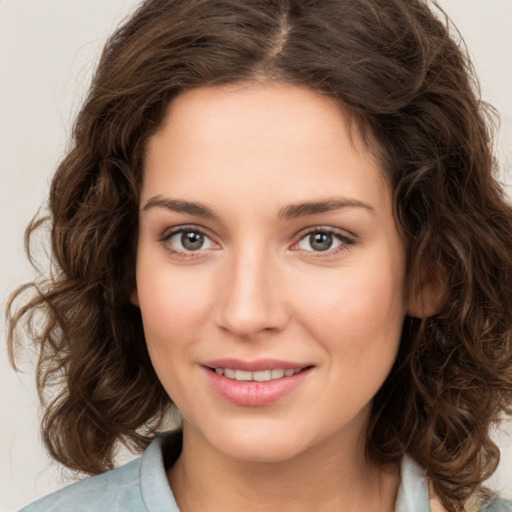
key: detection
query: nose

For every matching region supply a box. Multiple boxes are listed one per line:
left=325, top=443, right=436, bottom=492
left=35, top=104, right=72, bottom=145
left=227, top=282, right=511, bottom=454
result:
left=215, top=248, right=289, bottom=339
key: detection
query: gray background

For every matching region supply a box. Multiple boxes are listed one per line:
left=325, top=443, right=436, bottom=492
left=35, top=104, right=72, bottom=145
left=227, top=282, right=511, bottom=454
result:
left=1, top=1, right=511, bottom=510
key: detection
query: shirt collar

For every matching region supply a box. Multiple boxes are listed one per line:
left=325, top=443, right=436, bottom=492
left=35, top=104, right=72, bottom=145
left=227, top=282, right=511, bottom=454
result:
left=145, top=434, right=433, bottom=512
left=395, top=456, right=431, bottom=512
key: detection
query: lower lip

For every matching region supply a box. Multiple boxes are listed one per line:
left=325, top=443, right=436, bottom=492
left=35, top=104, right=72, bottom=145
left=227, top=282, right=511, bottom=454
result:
left=203, top=367, right=313, bottom=406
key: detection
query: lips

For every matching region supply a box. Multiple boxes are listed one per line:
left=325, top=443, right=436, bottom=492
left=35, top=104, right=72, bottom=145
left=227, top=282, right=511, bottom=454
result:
left=213, top=367, right=302, bottom=381
left=202, top=359, right=313, bottom=406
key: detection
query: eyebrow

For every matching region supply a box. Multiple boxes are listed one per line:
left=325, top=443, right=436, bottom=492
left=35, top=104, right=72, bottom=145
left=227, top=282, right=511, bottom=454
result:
left=142, top=195, right=375, bottom=220
left=278, top=198, right=375, bottom=220
left=142, top=196, right=218, bottom=219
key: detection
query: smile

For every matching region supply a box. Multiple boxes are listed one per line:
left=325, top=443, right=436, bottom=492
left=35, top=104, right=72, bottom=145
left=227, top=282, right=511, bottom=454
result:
left=203, top=361, right=314, bottom=406
left=213, top=368, right=302, bottom=381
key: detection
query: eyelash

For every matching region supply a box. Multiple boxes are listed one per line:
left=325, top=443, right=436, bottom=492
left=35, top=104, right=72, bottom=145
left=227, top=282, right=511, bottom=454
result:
left=159, top=226, right=355, bottom=259
left=160, top=225, right=216, bottom=259
left=293, top=227, right=354, bottom=257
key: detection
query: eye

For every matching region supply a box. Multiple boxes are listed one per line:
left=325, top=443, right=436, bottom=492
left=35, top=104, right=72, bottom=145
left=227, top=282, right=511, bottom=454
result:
left=296, top=228, right=352, bottom=253
left=163, top=227, right=217, bottom=253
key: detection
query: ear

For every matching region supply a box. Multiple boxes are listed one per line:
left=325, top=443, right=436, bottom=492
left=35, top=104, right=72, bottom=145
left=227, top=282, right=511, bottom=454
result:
left=407, top=270, right=446, bottom=319
left=130, top=288, right=140, bottom=307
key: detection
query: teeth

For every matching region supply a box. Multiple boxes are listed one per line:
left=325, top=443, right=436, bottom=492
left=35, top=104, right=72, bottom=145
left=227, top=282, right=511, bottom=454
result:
left=271, top=369, right=285, bottom=379
left=253, top=370, right=271, bottom=382
left=235, top=370, right=252, bottom=381
left=214, top=367, right=302, bottom=381
left=224, top=368, right=236, bottom=379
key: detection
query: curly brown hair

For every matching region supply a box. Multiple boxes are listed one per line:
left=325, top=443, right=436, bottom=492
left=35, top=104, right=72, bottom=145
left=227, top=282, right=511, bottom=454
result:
left=7, top=0, right=512, bottom=510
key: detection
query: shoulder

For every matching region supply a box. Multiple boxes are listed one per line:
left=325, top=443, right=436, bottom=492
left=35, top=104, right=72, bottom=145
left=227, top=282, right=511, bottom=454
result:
left=19, top=456, right=145, bottom=512
left=474, top=497, right=512, bottom=512
left=429, top=490, right=511, bottom=512
left=402, top=456, right=512, bottom=512
left=19, top=433, right=181, bottom=512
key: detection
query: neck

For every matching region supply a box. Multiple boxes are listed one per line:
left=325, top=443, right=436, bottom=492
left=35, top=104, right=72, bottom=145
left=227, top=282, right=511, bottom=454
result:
left=168, top=423, right=399, bottom=512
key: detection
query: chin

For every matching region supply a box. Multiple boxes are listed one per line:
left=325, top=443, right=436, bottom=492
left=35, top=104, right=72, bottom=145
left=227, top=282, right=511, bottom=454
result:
left=218, top=438, right=308, bottom=464
left=197, top=419, right=319, bottom=464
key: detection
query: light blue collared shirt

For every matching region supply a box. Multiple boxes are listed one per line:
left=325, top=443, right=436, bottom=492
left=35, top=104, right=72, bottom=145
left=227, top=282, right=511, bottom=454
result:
left=19, top=433, right=511, bottom=511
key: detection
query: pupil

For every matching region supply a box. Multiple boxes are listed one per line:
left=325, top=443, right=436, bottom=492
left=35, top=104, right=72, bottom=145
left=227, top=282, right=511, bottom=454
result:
left=181, top=231, right=204, bottom=251
left=310, top=232, right=332, bottom=251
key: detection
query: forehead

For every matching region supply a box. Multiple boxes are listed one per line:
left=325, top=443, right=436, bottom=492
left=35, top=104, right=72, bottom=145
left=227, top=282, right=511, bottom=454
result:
left=142, top=82, right=390, bottom=217
left=151, top=83, right=371, bottom=157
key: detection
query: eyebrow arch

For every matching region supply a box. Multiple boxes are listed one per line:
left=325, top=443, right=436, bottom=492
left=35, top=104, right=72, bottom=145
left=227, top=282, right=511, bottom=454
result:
left=142, top=196, right=218, bottom=219
left=278, top=198, right=376, bottom=220
left=142, top=195, right=375, bottom=221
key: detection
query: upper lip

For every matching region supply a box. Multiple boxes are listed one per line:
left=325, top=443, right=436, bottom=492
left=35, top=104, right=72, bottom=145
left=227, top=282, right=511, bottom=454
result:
left=202, top=358, right=312, bottom=372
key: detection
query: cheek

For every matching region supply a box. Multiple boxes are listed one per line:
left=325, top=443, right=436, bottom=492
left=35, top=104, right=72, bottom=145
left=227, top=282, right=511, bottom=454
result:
left=135, top=264, right=215, bottom=407
left=296, top=264, right=404, bottom=322
left=135, top=260, right=215, bottom=355
left=293, top=256, right=406, bottom=361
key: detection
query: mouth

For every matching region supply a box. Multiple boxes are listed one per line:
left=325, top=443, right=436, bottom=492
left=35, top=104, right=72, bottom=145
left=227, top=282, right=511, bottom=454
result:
left=206, top=367, right=309, bottom=382
left=202, top=360, right=314, bottom=406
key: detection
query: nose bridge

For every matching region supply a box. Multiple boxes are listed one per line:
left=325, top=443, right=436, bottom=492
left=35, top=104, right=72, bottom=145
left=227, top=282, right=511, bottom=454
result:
left=215, top=242, right=287, bottom=337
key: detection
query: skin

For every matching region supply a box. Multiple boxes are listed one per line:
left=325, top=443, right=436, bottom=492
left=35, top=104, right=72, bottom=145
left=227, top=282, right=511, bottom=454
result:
left=134, top=82, right=414, bottom=511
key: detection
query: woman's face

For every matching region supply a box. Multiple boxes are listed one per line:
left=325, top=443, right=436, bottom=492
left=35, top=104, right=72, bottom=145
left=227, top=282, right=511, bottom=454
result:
left=135, top=82, right=408, bottom=462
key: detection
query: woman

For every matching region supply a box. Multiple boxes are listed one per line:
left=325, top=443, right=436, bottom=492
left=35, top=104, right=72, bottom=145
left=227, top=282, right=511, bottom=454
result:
left=7, top=0, right=512, bottom=510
